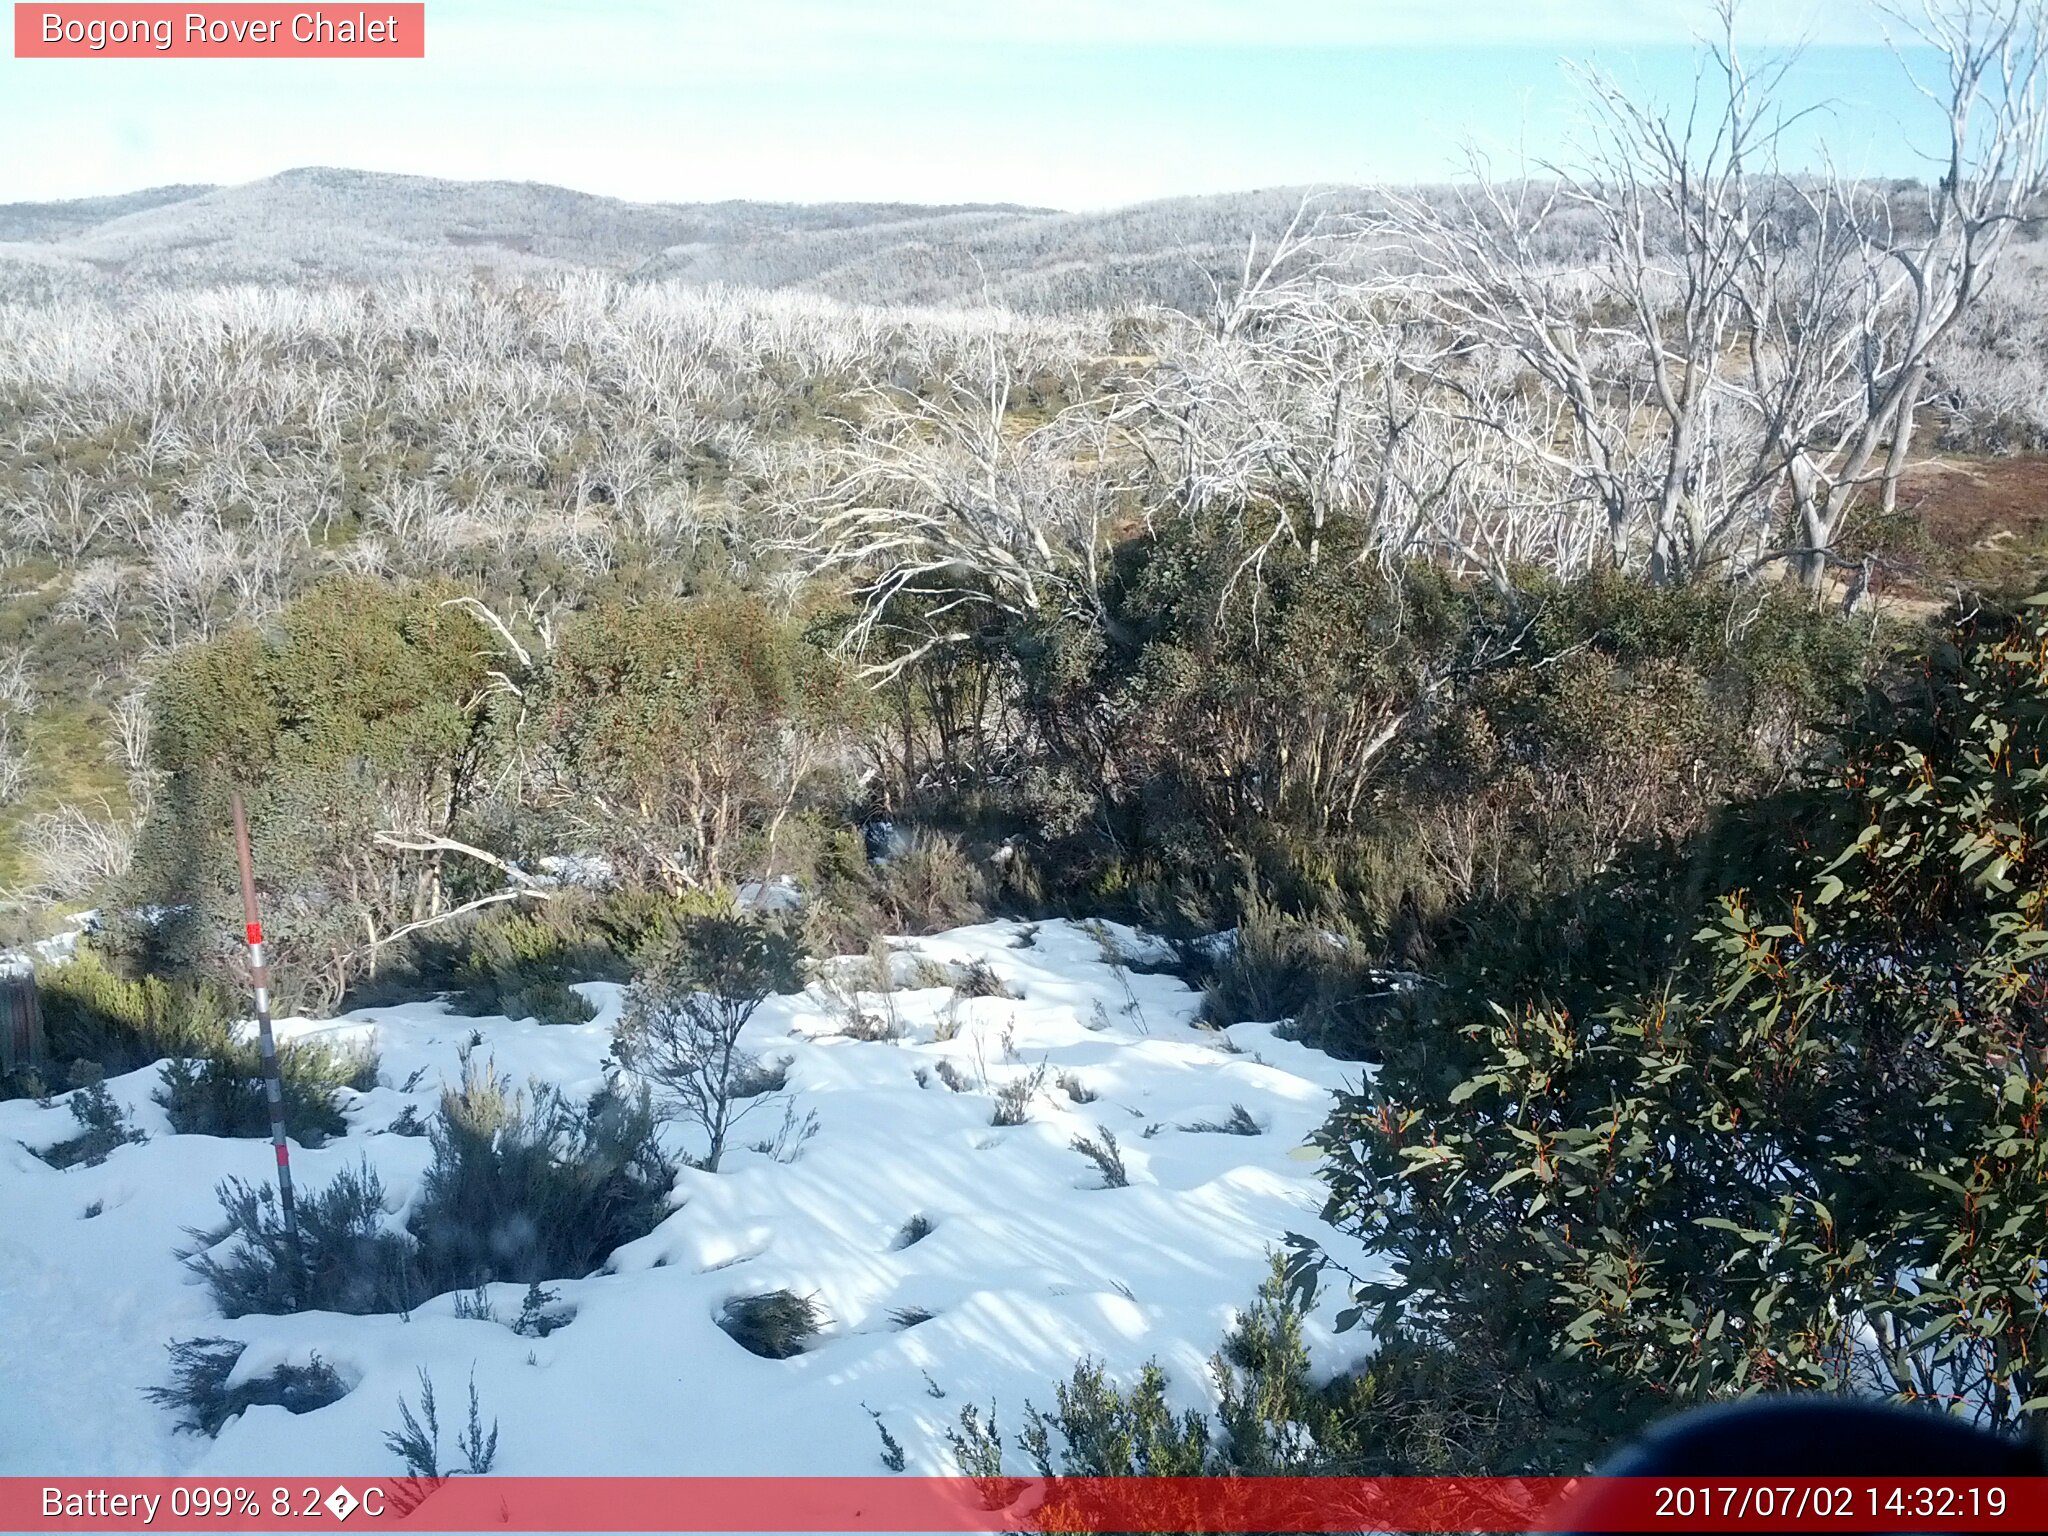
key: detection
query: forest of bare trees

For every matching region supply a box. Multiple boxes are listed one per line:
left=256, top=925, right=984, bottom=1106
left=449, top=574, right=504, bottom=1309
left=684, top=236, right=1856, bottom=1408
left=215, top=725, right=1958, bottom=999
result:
left=1, top=0, right=2045, bottom=918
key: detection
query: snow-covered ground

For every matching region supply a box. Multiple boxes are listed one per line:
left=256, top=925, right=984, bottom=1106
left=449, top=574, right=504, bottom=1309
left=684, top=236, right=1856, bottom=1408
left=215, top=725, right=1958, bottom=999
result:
left=0, top=918, right=1377, bottom=1477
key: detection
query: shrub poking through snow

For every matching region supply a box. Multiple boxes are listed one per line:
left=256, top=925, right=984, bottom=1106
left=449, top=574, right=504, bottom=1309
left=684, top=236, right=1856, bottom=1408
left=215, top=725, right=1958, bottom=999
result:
left=1017, top=1359, right=1212, bottom=1475
left=156, top=1039, right=377, bottom=1144
left=867, top=1406, right=908, bottom=1471
left=407, top=1059, right=675, bottom=1292
left=386, top=1104, right=428, bottom=1137
left=945, top=1402, right=1006, bottom=1479
left=719, top=1289, right=824, bottom=1359
left=1070, top=1126, right=1129, bottom=1188
left=991, top=1063, right=1047, bottom=1126
left=975, top=1261, right=1386, bottom=1480
left=188, top=1160, right=419, bottom=1317
left=889, top=1304, right=935, bottom=1329
left=933, top=1059, right=970, bottom=1092
left=1057, top=1071, right=1097, bottom=1104
left=512, top=1281, right=571, bottom=1338
left=746, top=1101, right=820, bottom=1162
left=894, top=1213, right=934, bottom=1249
left=615, top=915, right=802, bottom=1172
left=385, top=1367, right=498, bottom=1478
left=40, top=1072, right=144, bottom=1169
left=953, top=959, right=1017, bottom=999
left=145, top=1338, right=350, bottom=1437
left=1179, top=1104, right=1262, bottom=1136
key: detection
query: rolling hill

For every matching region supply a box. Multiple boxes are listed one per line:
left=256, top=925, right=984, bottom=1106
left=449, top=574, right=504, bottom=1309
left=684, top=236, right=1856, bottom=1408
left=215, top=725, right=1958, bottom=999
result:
left=0, top=167, right=1364, bottom=309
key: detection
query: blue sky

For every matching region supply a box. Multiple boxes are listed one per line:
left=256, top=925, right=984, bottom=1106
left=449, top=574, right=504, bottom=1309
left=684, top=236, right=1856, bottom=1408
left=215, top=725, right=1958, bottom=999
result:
left=0, top=1, right=1955, bottom=208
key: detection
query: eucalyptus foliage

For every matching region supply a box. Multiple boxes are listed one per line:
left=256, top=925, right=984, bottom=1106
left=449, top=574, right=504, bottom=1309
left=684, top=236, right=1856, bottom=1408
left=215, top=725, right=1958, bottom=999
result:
left=1311, top=599, right=2048, bottom=1467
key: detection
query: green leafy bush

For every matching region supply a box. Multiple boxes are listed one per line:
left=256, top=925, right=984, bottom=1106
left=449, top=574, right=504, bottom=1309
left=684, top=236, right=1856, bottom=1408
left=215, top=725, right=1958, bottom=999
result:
left=31, top=947, right=236, bottom=1087
left=130, top=578, right=520, bottom=1017
left=438, top=911, right=605, bottom=1026
left=1309, top=597, right=2048, bottom=1468
left=541, top=593, right=855, bottom=894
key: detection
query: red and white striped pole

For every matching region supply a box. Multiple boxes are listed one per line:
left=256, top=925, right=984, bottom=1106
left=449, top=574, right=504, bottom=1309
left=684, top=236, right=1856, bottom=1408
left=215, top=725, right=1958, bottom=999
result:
left=231, top=792, right=301, bottom=1287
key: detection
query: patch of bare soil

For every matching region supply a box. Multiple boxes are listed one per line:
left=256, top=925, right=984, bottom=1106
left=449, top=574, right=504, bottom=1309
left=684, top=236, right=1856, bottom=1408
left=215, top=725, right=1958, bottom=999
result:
left=1849, top=453, right=2048, bottom=599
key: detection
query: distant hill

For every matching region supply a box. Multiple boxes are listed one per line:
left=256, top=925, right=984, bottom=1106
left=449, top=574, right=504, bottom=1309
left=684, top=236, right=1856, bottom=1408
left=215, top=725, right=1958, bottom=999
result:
left=0, top=167, right=1372, bottom=310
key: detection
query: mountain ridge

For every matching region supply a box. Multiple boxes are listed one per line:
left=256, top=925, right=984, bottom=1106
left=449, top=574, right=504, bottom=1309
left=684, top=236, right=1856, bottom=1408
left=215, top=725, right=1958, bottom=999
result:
left=0, top=167, right=1359, bottom=310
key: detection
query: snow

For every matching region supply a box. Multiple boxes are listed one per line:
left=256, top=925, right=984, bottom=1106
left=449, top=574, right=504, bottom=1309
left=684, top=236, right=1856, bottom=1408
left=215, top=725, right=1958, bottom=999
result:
left=0, top=918, right=1380, bottom=1477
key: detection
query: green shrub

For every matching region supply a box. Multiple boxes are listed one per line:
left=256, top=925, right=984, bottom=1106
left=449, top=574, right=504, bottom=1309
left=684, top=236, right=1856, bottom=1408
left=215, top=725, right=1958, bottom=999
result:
left=129, top=579, right=521, bottom=1017
left=873, top=832, right=988, bottom=935
left=145, top=1338, right=349, bottom=1437
left=960, top=1262, right=1380, bottom=1483
left=407, top=1057, right=676, bottom=1291
left=39, top=1071, right=144, bottom=1168
left=1196, top=886, right=1394, bottom=1059
left=541, top=593, right=855, bottom=893
left=585, top=884, right=744, bottom=964
left=188, top=1161, right=420, bottom=1318
left=31, top=947, right=236, bottom=1087
left=719, top=1289, right=825, bottom=1359
left=385, top=1368, right=498, bottom=1478
left=433, top=908, right=614, bottom=1024
left=1308, top=596, right=2048, bottom=1467
left=156, top=1038, right=377, bottom=1144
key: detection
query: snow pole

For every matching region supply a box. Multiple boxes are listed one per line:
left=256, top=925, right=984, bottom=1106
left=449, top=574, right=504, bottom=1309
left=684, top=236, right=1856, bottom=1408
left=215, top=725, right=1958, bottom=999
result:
left=231, top=791, right=301, bottom=1298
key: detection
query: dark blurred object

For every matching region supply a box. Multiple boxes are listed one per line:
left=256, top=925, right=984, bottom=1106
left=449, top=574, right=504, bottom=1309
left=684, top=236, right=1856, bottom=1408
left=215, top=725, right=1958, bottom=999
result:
left=1555, top=1398, right=2045, bottom=1535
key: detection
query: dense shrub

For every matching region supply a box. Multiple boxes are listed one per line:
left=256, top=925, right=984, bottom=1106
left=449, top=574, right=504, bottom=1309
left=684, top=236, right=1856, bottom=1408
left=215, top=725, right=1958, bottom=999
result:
left=188, top=1161, right=419, bottom=1318
left=128, top=578, right=518, bottom=1016
left=540, top=593, right=856, bottom=894
left=407, top=1057, right=676, bottom=1291
left=871, top=832, right=989, bottom=935
left=410, top=907, right=613, bottom=1026
left=982, top=526, right=1871, bottom=943
left=145, top=1338, right=349, bottom=1437
left=1308, top=597, right=2048, bottom=1469
left=1195, top=887, right=1400, bottom=1059
left=38, top=1070, right=144, bottom=1168
left=719, top=1289, right=825, bottom=1358
left=31, top=947, right=236, bottom=1087
left=28, top=946, right=376, bottom=1139
left=156, top=1038, right=377, bottom=1144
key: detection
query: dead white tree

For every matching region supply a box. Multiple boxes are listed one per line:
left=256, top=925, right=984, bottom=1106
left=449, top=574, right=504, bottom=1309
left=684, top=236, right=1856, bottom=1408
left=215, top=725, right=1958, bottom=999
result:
left=1774, top=0, right=2048, bottom=584
left=805, top=332, right=1123, bottom=679
left=1375, top=0, right=2048, bottom=590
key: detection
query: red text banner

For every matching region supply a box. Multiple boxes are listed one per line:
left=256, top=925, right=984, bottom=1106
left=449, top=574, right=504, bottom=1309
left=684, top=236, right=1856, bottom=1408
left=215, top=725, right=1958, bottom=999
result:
left=5, top=1475, right=2048, bottom=1531
left=14, top=5, right=425, bottom=58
